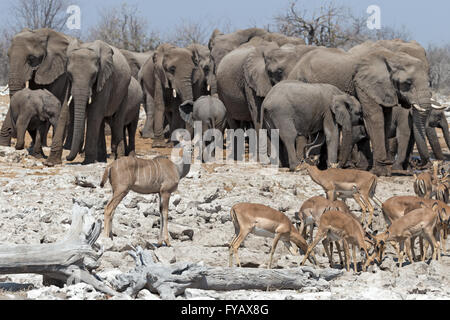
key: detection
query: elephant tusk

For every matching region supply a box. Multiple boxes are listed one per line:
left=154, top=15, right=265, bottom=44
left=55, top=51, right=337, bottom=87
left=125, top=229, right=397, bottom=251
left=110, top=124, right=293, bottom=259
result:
left=68, top=96, right=73, bottom=105
left=413, top=104, right=427, bottom=112
left=432, top=103, right=446, bottom=110
left=207, top=84, right=211, bottom=92
left=1, top=84, right=9, bottom=93
left=25, top=81, right=29, bottom=89
left=173, top=89, right=177, bottom=99
left=89, top=97, right=92, bottom=105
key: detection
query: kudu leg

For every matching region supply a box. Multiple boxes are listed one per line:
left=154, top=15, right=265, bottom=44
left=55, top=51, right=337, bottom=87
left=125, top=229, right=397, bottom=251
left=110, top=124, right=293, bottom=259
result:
left=104, top=189, right=129, bottom=239
left=158, top=192, right=172, bottom=247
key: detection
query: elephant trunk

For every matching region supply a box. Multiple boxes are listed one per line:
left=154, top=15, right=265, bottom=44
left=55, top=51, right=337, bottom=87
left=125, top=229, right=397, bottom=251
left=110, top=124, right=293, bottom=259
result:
left=441, top=116, right=450, bottom=151
left=178, top=77, right=194, bottom=104
left=339, top=122, right=353, bottom=167
left=412, top=107, right=431, bottom=164
left=66, top=89, right=89, bottom=161
left=15, top=114, right=33, bottom=150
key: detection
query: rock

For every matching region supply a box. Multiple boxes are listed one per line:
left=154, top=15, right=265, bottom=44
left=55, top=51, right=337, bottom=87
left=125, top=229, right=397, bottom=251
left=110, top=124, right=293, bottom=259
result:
left=154, top=246, right=177, bottom=264
left=170, top=194, right=182, bottom=207
left=65, top=283, right=105, bottom=300
left=136, top=289, right=161, bottom=300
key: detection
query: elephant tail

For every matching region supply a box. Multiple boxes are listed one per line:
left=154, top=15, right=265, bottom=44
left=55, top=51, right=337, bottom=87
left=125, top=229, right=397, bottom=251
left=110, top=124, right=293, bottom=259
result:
left=100, top=164, right=112, bottom=188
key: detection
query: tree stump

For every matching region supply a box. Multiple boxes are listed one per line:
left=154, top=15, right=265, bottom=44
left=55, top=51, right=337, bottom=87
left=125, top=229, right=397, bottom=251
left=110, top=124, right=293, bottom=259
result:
left=0, top=203, right=118, bottom=296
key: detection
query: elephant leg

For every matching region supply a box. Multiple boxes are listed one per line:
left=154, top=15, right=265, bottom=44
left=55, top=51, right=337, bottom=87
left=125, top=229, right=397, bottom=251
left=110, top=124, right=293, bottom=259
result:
left=83, top=108, right=103, bottom=165
left=127, top=118, right=138, bottom=155
left=45, top=92, right=70, bottom=167
left=387, top=138, right=397, bottom=163
left=41, top=122, right=50, bottom=148
left=278, top=122, right=299, bottom=171
left=110, top=116, right=126, bottom=160
left=31, top=125, right=46, bottom=158
left=0, top=107, right=14, bottom=146
left=140, top=92, right=155, bottom=139
left=393, top=117, right=412, bottom=171
left=323, top=121, right=339, bottom=166
left=97, top=121, right=107, bottom=163
left=296, top=136, right=308, bottom=160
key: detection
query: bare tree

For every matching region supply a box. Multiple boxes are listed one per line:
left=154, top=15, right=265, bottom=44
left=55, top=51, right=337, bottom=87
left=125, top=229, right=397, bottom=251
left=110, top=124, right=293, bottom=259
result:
left=273, top=1, right=411, bottom=49
left=166, top=19, right=211, bottom=47
left=427, top=43, right=450, bottom=95
left=165, top=18, right=235, bottom=48
left=9, top=0, right=70, bottom=32
left=87, top=3, right=160, bottom=52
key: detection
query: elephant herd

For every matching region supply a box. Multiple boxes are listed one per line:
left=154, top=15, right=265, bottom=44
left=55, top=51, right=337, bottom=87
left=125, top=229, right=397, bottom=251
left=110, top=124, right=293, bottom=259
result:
left=0, top=27, right=448, bottom=177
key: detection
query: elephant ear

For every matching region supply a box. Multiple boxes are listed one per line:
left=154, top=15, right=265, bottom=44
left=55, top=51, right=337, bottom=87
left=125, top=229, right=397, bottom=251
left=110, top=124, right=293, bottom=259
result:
left=92, top=41, right=114, bottom=93
left=189, top=46, right=203, bottom=86
left=208, top=29, right=223, bottom=51
left=34, top=29, right=70, bottom=85
left=331, top=95, right=352, bottom=127
left=179, top=100, right=194, bottom=126
left=153, top=45, right=170, bottom=89
left=244, top=47, right=272, bottom=97
left=355, top=54, right=398, bottom=107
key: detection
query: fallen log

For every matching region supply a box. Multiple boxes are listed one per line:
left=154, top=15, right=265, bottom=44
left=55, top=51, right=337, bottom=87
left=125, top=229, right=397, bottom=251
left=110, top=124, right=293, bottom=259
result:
left=0, top=203, right=118, bottom=296
left=112, top=247, right=343, bottom=299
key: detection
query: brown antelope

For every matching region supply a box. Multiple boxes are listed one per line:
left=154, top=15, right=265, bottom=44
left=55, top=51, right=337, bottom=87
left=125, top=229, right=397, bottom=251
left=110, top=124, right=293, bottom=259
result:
left=300, top=209, right=376, bottom=272
left=296, top=196, right=359, bottom=266
left=228, top=203, right=314, bottom=269
left=374, top=202, right=443, bottom=267
left=413, top=161, right=442, bottom=199
left=436, top=170, right=450, bottom=203
left=382, top=196, right=450, bottom=260
left=100, top=152, right=190, bottom=245
left=296, top=162, right=382, bottom=228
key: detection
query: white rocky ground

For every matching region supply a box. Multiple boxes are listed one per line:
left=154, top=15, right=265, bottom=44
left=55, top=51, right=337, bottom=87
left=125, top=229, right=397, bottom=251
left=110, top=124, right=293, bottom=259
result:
left=0, top=100, right=449, bottom=300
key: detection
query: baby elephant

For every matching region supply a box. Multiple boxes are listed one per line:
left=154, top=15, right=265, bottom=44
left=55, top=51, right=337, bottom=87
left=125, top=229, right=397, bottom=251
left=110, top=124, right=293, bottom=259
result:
left=179, top=95, right=227, bottom=161
left=10, top=88, right=61, bottom=158
left=179, top=95, right=227, bottom=133
left=261, top=81, right=363, bottom=170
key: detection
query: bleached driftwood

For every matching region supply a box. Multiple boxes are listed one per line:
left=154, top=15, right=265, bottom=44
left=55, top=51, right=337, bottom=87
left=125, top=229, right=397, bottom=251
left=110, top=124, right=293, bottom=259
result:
left=112, top=247, right=343, bottom=299
left=0, top=204, right=117, bottom=296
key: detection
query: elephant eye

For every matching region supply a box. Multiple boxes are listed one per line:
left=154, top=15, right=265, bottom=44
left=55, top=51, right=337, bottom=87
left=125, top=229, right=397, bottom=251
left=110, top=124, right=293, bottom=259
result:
left=27, top=55, right=42, bottom=67
left=400, top=81, right=412, bottom=92
left=168, top=66, right=176, bottom=74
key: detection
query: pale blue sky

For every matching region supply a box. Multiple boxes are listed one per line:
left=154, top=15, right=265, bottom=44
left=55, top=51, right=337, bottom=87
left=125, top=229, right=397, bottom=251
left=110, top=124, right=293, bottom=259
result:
left=0, top=0, right=448, bottom=47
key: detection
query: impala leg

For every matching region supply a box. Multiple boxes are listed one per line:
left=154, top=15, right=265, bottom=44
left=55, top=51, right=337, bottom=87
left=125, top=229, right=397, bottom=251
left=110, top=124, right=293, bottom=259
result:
left=323, top=239, right=333, bottom=267
left=229, top=230, right=250, bottom=268
left=405, top=238, right=414, bottom=265
left=365, top=197, right=375, bottom=228
left=335, top=241, right=344, bottom=266
left=158, top=192, right=172, bottom=247
left=104, top=189, right=129, bottom=240
left=352, top=245, right=358, bottom=272
left=353, top=193, right=367, bottom=226
left=326, top=189, right=336, bottom=201
left=421, top=237, right=428, bottom=262
left=398, top=241, right=404, bottom=267
left=410, top=236, right=417, bottom=261
left=343, top=240, right=351, bottom=272
left=268, top=233, right=282, bottom=269
left=301, top=230, right=325, bottom=266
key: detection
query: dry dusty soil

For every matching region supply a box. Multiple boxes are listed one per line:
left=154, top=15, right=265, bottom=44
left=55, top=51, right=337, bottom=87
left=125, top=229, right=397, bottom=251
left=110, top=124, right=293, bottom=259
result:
left=0, top=96, right=449, bottom=300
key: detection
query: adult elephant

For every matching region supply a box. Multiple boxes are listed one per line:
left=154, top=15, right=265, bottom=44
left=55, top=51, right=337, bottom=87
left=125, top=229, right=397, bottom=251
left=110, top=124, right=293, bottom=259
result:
left=65, top=40, right=131, bottom=164
left=349, top=40, right=446, bottom=167
left=0, top=28, right=74, bottom=165
left=216, top=42, right=317, bottom=131
left=261, top=81, right=362, bottom=170
left=208, top=28, right=305, bottom=75
left=119, top=49, right=154, bottom=139
left=139, top=43, right=204, bottom=147
left=288, top=44, right=435, bottom=176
